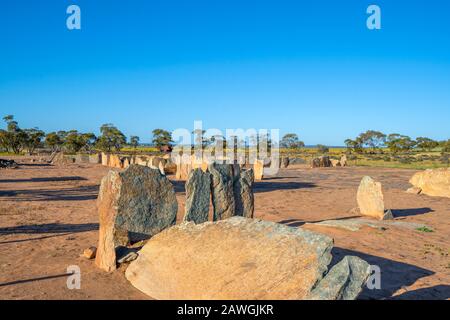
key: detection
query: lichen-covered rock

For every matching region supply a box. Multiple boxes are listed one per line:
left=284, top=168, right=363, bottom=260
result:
left=357, top=176, right=387, bottom=220
left=89, top=153, right=101, bottom=164
left=282, top=157, right=290, bottom=168
left=233, top=169, right=255, bottom=218
left=209, top=163, right=235, bottom=221
left=409, top=168, right=450, bottom=198
left=312, top=156, right=332, bottom=168
left=406, top=186, right=422, bottom=195
left=101, top=153, right=109, bottom=166
left=306, top=256, right=370, bottom=300
left=126, top=217, right=369, bottom=300
left=95, top=165, right=177, bottom=272
left=184, top=169, right=211, bottom=224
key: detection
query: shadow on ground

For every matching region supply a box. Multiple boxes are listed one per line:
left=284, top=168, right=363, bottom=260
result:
left=0, top=176, right=88, bottom=183
left=0, top=223, right=99, bottom=235
left=391, top=207, right=434, bottom=218
left=0, top=185, right=99, bottom=202
left=331, top=248, right=438, bottom=300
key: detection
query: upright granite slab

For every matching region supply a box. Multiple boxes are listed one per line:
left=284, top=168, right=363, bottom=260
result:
left=95, top=165, right=178, bottom=272
left=209, top=163, right=235, bottom=221
left=184, top=168, right=211, bottom=224
left=233, top=169, right=255, bottom=218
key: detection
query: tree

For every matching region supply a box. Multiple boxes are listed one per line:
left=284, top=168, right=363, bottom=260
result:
left=316, top=144, right=329, bottom=154
left=415, top=137, right=438, bottom=151
left=344, top=138, right=363, bottom=153
left=152, top=129, right=173, bottom=150
left=130, top=136, right=140, bottom=149
left=440, top=139, right=450, bottom=153
left=0, top=115, right=27, bottom=154
left=358, top=130, right=386, bottom=151
left=96, top=124, right=126, bottom=152
left=280, top=133, right=305, bottom=149
left=386, top=134, right=416, bottom=154
left=45, top=132, right=64, bottom=152
left=23, top=128, right=45, bottom=154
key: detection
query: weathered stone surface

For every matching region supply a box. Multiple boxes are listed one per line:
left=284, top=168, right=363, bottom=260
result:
left=330, top=159, right=341, bottom=167
left=340, top=154, right=348, bottom=167
left=51, top=152, right=74, bottom=165
left=76, top=154, right=90, bottom=163
left=126, top=217, right=368, bottom=300
left=409, top=168, right=450, bottom=198
left=312, top=156, right=332, bottom=168
left=95, top=165, right=178, bottom=272
left=82, top=247, right=97, bottom=260
left=209, top=163, right=235, bottom=221
left=101, top=153, right=109, bottom=166
left=282, top=157, right=290, bottom=168
left=307, top=218, right=430, bottom=232
left=406, top=186, right=422, bottom=195
left=89, top=153, right=101, bottom=164
left=184, top=168, right=211, bottom=224
left=122, top=157, right=131, bottom=169
left=253, top=159, right=264, bottom=181
left=108, top=155, right=123, bottom=169
left=357, top=176, right=386, bottom=220
left=233, top=169, right=255, bottom=218
left=306, top=256, right=370, bottom=300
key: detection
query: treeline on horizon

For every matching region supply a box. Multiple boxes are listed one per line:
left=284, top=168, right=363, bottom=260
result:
left=1, top=115, right=449, bottom=155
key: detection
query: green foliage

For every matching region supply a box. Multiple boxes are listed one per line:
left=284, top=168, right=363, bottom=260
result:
left=386, top=134, right=416, bottom=154
left=64, top=130, right=97, bottom=153
left=0, top=115, right=42, bottom=154
left=316, top=144, right=329, bottom=154
left=440, top=139, right=450, bottom=152
left=280, top=133, right=305, bottom=149
left=45, top=132, right=64, bottom=152
left=96, top=124, right=126, bottom=152
left=416, top=137, right=438, bottom=151
left=22, top=128, right=45, bottom=154
left=152, top=129, right=173, bottom=149
left=358, top=130, right=386, bottom=151
left=416, top=227, right=434, bottom=233
left=130, top=136, right=140, bottom=149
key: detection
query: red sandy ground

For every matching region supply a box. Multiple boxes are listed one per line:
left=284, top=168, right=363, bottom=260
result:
left=0, top=158, right=449, bottom=300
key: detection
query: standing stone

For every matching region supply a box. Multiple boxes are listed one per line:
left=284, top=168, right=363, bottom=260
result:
left=122, top=157, right=131, bottom=169
left=209, top=163, right=235, bottom=221
left=282, top=157, right=290, bottom=168
left=357, top=176, right=390, bottom=220
left=330, top=159, right=341, bottom=167
left=184, top=169, right=211, bottom=224
left=234, top=169, right=255, bottom=218
left=95, top=165, right=178, bottom=272
left=101, top=153, right=109, bottom=166
left=89, top=153, right=101, bottom=164
left=253, top=159, right=264, bottom=181
left=340, top=154, right=348, bottom=167
left=108, top=155, right=123, bottom=168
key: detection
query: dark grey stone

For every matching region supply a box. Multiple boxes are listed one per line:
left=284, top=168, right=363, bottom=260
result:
left=234, top=169, right=255, bottom=218
left=184, top=168, right=211, bottom=224
left=115, top=165, right=178, bottom=243
left=209, top=163, right=235, bottom=221
left=307, top=256, right=370, bottom=300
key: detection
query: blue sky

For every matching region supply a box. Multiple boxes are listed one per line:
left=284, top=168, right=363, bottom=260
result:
left=0, top=0, right=449, bottom=145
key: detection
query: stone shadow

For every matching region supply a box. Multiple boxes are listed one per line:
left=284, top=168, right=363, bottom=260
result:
left=0, top=223, right=99, bottom=236
left=0, top=185, right=99, bottom=202
left=391, top=207, right=434, bottom=218
left=0, top=176, right=88, bottom=183
left=331, top=248, right=435, bottom=300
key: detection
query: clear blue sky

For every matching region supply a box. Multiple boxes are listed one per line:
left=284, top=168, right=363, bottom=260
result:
left=1, top=0, right=449, bottom=145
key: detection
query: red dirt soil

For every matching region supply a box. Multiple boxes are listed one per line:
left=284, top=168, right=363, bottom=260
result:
left=0, top=158, right=449, bottom=300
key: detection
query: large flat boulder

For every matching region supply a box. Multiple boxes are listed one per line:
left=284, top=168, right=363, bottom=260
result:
left=125, top=217, right=369, bottom=300
left=95, top=165, right=178, bottom=272
left=409, top=168, right=450, bottom=198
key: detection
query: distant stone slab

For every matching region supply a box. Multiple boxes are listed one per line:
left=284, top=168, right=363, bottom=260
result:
left=184, top=168, right=211, bottom=224
left=410, top=168, right=450, bottom=198
left=209, top=163, right=236, bottom=221
left=307, top=218, right=430, bottom=232
left=95, top=165, right=177, bottom=272
left=125, top=217, right=370, bottom=300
